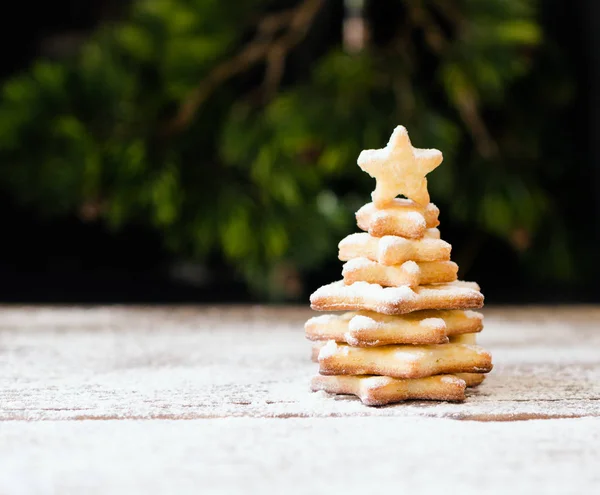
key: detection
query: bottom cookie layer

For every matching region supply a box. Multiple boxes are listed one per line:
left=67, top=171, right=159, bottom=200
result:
left=311, top=374, right=466, bottom=406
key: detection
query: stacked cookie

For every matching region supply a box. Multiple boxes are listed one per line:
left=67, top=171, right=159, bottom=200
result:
left=305, top=125, right=492, bottom=406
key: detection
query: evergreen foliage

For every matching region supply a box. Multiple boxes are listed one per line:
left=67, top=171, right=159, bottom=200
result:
left=0, top=0, right=575, bottom=298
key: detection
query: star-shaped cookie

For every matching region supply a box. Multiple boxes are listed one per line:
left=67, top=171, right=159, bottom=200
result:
left=358, top=125, right=443, bottom=207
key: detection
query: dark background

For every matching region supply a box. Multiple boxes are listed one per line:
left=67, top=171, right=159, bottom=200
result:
left=0, top=0, right=598, bottom=304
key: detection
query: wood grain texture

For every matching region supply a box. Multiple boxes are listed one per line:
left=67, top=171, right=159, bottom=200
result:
left=1, top=306, right=600, bottom=494
left=2, top=305, right=600, bottom=421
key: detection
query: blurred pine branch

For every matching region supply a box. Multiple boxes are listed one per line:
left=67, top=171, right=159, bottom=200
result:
left=0, top=0, right=577, bottom=298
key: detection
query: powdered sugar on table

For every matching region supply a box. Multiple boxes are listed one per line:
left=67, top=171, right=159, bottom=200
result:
left=1, top=305, right=600, bottom=494
left=1, top=305, right=599, bottom=421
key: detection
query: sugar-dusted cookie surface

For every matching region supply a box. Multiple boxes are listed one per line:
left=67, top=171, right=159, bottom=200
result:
left=309, top=336, right=479, bottom=363
left=356, top=199, right=439, bottom=238
left=311, top=374, right=466, bottom=406
left=357, top=125, right=443, bottom=207
left=318, top=341, right=493, bottom=379
left=342, top=258, right=458, bottom=288
left=307, top=311, right=446, bottom=345
left=310, top=280, right=484, bottom=315
left=310, top=346, right=486, bottom=390
left=305, top=310, right=483, bottom=346
left=338, top=232, right=450, bottom=266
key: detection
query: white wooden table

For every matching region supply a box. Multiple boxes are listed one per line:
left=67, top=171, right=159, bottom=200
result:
left=1, top=306, right=599, bottom=494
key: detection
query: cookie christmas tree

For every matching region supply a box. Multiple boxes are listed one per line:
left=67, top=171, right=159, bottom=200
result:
left=305, top=125, right=493, bottom=406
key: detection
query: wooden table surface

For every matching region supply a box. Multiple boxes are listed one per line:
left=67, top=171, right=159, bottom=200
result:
left=1, top=305, right=599, bottom=494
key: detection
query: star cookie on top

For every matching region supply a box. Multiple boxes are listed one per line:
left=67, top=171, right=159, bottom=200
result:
left=358, top=125, right=442, bottom=207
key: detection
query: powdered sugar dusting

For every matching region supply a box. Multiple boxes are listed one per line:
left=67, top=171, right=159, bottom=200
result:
left=380, top=285, right=416, bottom=303
left=339, top=232, right=370, bottom=248
left=306, top=314, right=339, bottom=326
left=313, top=280, right=414, bottom=301
left=402, top=260, right=419, bottom=275
left=419, top=317, right=446, bottom=331
left=349, top=314, right=381, bottom=331
left=318, top=340, right=339, bottom=359
left=343, top=258, right=375, bottom=271
left=379, top=235, right=406, bottom=253
left=405, top=211, right=426, bottom=226
left=1, top=306, right=600, bottom=421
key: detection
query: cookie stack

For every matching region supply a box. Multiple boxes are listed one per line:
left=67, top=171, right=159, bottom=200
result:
left=305, top=125, right=492, bottom=406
